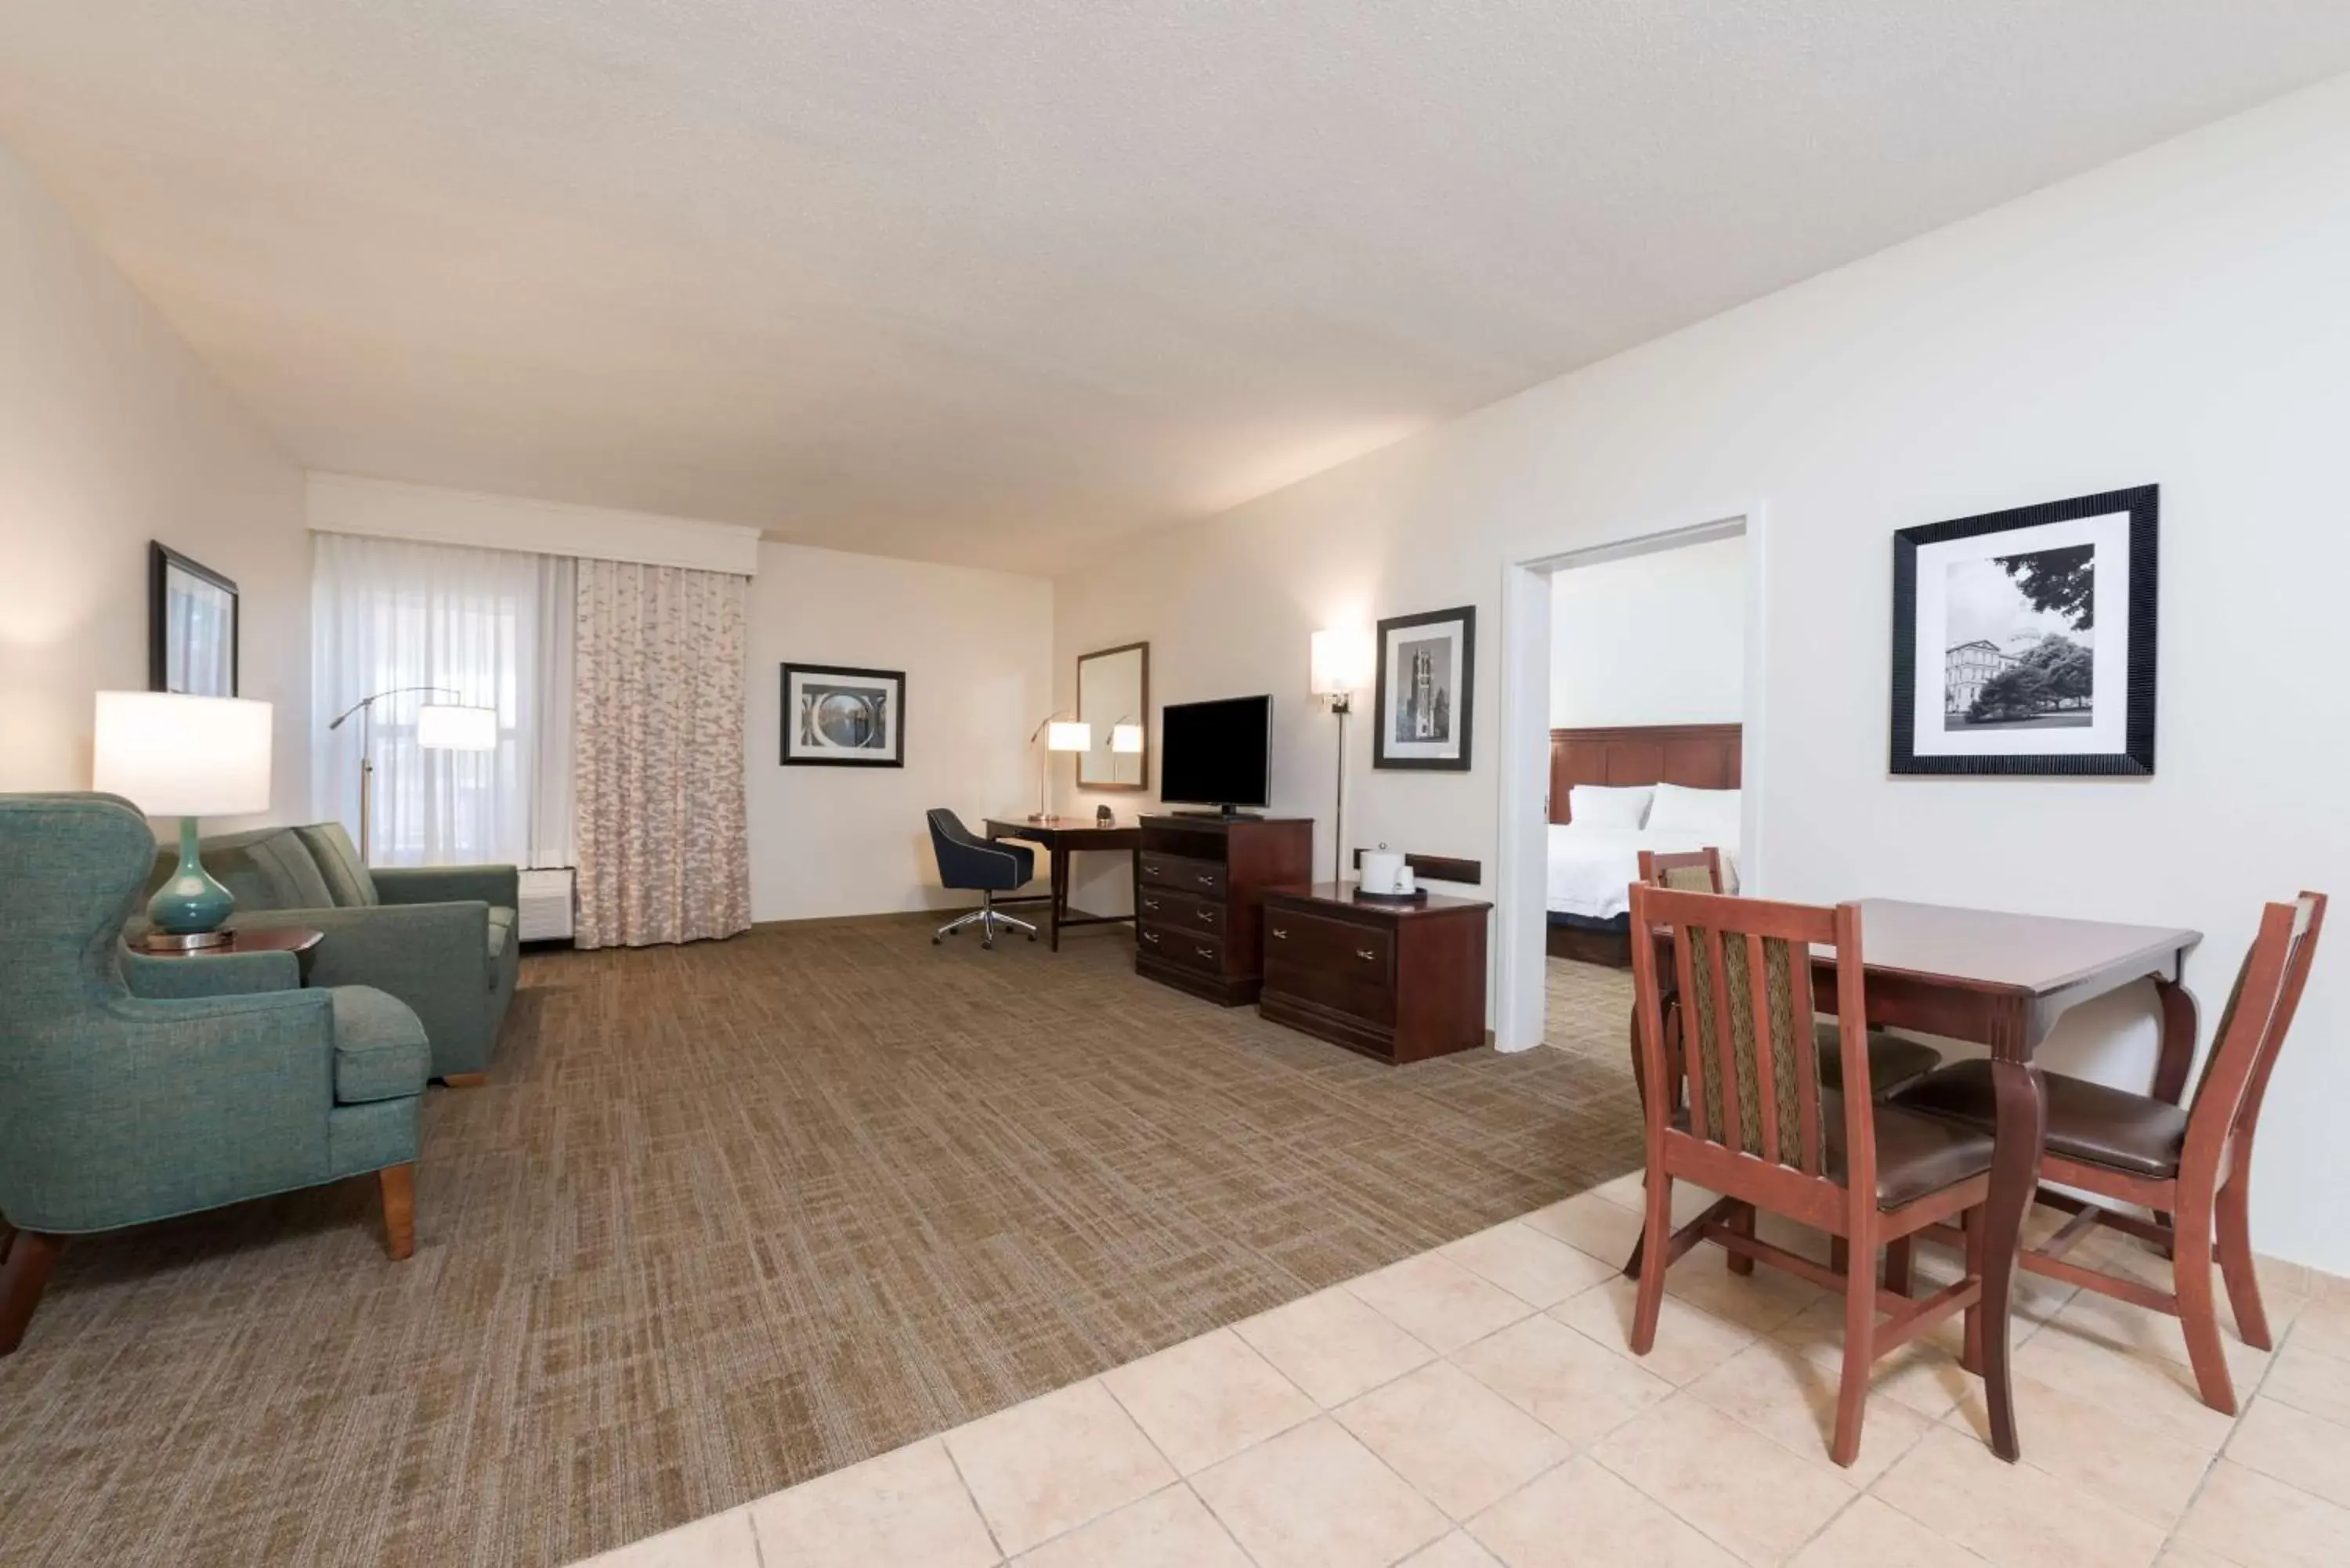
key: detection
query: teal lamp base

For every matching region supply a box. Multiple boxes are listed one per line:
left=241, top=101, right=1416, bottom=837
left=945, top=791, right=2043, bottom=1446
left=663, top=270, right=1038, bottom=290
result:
left=145, top=817, right=236, bottom=948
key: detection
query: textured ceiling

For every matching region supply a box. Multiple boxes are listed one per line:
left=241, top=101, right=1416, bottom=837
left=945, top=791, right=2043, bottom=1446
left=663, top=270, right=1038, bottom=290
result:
left=5, top=3, right=2350, bottom=569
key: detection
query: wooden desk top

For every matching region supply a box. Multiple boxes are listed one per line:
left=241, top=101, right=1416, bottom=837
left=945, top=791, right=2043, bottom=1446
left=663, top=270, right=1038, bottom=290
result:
left=1833, top=898, right=2198, bottom=995
left=1268, top=882, right=1493, bottom=917
left=983, top=817, right=1142, bottom=847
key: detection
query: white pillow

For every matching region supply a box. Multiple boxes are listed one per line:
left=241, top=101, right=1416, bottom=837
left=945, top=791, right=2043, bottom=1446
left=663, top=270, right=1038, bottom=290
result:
left=1567, top=785, right=1651, bottom=828
left=1646, top=782, right=1741, bottom=840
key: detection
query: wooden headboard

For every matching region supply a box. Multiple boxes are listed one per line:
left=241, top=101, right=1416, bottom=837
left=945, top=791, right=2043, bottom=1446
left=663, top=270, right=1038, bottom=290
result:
left=1549, top=723, right=1742, bottom=824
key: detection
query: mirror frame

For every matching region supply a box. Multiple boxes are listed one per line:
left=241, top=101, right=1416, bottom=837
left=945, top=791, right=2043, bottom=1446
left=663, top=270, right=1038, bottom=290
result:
left=1074, top=640, right=1149, bottom=792
left=149, top=541, right=240, bottom=697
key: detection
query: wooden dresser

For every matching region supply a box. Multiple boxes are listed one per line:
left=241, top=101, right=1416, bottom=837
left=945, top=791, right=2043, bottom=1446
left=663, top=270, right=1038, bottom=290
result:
left=1133, top=815, right=1314, bottom=1006
left=1259, top=883, right=1491, bottom=1063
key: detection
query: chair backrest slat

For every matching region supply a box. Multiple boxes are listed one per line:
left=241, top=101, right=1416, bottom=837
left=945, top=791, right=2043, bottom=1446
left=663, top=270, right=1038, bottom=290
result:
left=1635, top=883, right=1856, bottom=1181
left=1637, top=846, right=1726, bottom=894
left=2185, top=893, right=2326, bottom=1169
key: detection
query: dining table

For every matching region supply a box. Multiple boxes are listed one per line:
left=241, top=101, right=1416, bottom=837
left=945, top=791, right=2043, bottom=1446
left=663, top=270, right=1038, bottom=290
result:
left=1629, top=896, right=2201, bottom=1463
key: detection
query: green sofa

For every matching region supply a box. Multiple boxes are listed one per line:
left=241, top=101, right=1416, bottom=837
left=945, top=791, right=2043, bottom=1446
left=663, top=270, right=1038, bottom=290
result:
left=143, top=822, right=519, bottom=1083
left=1, top=794, right=428, bottom=1355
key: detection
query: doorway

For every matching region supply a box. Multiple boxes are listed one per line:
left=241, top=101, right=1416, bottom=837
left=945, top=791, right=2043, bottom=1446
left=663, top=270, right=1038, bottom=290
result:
left=1491, top=509, right=1764, bottom=1052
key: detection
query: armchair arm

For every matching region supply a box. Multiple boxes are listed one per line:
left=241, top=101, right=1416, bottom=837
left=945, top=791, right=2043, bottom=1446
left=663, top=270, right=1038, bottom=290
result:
left=2, top=988, right=335, bottom=1233
left=236, top=904, right=489, bottom=1072
left=372, top=864, right=519, bottom=910
left=119, top=946, right=300, bottom=999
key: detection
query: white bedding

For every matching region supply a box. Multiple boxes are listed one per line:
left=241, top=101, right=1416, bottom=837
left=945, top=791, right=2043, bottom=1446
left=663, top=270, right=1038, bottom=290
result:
left=1546, top=823, right=1741, bottom=922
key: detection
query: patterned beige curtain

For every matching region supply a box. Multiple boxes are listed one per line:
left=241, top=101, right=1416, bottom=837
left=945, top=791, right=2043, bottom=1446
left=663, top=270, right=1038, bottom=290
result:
left=573, top=559, right=752, bottom=948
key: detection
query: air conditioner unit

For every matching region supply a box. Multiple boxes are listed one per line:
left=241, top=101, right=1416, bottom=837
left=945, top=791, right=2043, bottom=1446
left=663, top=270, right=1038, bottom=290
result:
left=517, top=867, right=576, bottom=944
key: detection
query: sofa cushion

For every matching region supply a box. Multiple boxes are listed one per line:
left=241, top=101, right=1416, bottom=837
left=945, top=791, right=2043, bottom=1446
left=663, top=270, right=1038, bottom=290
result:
left=486, top=907, right=515, bottom=981
left=329, top=985, right=430, bottom=1105
left=296, top=822, right=380, bottom=908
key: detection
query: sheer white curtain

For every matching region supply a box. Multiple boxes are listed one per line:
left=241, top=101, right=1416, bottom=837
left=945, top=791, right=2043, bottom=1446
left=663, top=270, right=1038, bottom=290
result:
left=312, top=533, right=575, bottom=868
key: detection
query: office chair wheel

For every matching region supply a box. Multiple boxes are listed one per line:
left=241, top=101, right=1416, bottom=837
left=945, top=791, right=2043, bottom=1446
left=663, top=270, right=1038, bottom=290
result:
left=931, top=934, right=943, bottom=945
left=982, top=936, right=996, bottom=950
left=1026, top=930, right=1036, bottom=941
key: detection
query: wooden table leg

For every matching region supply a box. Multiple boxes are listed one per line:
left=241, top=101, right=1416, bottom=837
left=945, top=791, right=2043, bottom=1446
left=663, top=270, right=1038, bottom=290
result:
left=1980, top=1056, right=2047, bottom=1462
left=1049, top=848, right=1068, bottom=952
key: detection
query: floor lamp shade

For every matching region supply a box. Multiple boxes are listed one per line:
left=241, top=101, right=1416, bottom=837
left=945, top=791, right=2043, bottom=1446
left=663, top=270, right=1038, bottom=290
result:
left=1046, top=721, right=1092, bottom=753
left=92, top=692, right=273, bottom=943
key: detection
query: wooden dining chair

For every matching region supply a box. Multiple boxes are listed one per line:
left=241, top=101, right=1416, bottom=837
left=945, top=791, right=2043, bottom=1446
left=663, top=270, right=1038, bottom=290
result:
left=1636, top=846, right=1726, bottom=894
left=1628, top=883, right=2001, bottom=1465
left=1893, top=891, right=2326, bottom=1416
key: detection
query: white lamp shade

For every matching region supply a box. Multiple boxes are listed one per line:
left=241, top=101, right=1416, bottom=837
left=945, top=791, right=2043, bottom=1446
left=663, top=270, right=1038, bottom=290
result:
left=93, top=692, right=273, bottom=818
left=1311, top=627, right=1376, bottom=695
left=1111, top=722, right=1145, bottom=754
left=417, top=703, right=500, bottom=751
left=1046, top=721, right=1092, bottom=753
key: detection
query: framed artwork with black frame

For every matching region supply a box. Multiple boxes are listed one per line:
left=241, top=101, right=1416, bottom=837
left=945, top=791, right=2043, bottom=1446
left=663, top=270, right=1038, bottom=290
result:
left=1890, top=485, right=2157, bottom=776
left=149, top=542, right=240, bottom=697
left=1373, top=605, right=1475, bottom=771
left=781, top=663, right=905, bottom=767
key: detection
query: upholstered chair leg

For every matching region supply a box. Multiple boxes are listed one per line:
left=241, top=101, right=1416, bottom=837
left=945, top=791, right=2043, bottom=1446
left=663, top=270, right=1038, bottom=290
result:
left=1726, top=1202, right=1757, bottom=1276
left=378, top=1165, right=417, bottom=1262
left=2215, top=1172, right=2272, bottom=1350
left=2171, top=1198, right=2237, bottom=1414
left=1831, top=1219, right=1877, bottom=1467
left=0, top=1230, right=65, bottom=1356
left=1883, top=1237, right=1914, bottom=1298
left=1629, top=1162, right=1672, bottom=1355
left=440, top=1073, right=488, bottom=1089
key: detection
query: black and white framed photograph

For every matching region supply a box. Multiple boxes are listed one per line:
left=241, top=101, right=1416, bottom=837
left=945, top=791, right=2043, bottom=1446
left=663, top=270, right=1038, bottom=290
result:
left=149, top=542, right=239, bottom=697
left=781, top=663, right=905, bottom=767
left=1373, top=605, right=1475, bottom=771
left=1891, top=485, right=2157, bottom=776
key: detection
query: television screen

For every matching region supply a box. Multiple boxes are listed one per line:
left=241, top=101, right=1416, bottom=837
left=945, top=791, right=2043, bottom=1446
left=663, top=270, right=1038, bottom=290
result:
left=1159, top=695, right=1273, bottom=808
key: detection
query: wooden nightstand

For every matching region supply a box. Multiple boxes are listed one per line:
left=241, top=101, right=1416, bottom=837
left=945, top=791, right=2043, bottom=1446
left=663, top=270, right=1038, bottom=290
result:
left=1258, top=883, right=1491, bottom=1064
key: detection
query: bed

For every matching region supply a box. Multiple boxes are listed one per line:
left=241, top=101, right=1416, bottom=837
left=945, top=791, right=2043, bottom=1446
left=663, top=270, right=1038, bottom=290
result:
left=1546, top=723, right=1742, bottom=966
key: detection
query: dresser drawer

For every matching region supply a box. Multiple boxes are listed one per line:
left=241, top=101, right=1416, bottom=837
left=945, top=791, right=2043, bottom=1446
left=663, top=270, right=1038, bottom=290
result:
left=1137, top=886, right=1227, bottom=936
left=1263, top=906, right=1396, bottom=1023
left=1137, top=922, right=1225, bottom=975
left=1138, top=851, right=1227, bottom=899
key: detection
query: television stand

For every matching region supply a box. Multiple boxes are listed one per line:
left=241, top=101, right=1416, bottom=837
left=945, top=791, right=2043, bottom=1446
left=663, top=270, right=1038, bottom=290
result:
left=1134, top=814, right=1313, bottom=1006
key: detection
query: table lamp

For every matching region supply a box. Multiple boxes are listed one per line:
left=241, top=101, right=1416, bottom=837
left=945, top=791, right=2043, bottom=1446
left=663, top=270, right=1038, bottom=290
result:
left=93, top=691, right=273, bottom=948
left=1026, top=716, right=1092, bottom=822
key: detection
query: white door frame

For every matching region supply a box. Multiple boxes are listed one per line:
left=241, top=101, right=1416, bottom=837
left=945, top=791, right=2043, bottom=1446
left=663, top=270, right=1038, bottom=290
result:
left=1491, top=503, right=1769, bottom=1052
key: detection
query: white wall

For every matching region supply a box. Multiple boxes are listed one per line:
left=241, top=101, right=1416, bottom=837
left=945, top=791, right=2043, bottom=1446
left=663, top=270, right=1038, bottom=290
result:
left=747, top=542, right=1053, bottom=922
left=1551, top=535, right=1746, bottom=728
left=0, top=141, right=309, bottom=822
left=1055, top=74, right=2350, bottom=1273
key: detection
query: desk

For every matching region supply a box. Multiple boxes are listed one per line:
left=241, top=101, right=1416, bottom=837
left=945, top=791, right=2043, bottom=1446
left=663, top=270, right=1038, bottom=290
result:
left=982, top=818, right=1142, bottom=952
left=1629, top=898, right=2199, bottom=1464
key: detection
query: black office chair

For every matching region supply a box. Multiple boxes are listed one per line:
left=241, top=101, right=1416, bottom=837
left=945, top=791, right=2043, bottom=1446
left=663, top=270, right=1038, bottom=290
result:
left=925, top=809, right=1038, bottom=948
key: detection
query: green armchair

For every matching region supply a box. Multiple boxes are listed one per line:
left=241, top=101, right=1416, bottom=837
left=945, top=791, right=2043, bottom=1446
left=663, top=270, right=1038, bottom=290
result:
left=143, top=822, right=519, bottom=1083
left=0, top=793, right=429, bottom=1356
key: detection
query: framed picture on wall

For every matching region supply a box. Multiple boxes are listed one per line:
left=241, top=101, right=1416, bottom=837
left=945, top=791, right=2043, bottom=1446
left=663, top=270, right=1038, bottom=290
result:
left=1373, top=605, right=1475, bottom=771
left=781, top=663, right=905, bottom=767
left=149, top=542, right=240, bottom=697
left=1890, top=485, right=2157, bottom=776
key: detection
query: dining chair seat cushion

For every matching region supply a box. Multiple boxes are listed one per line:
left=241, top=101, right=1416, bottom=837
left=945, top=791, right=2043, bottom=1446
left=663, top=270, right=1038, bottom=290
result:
left=1890, top=1060, right=2188, bottom=1179
left=1672, top=1093, right=1994, bottom=1210
left=1814, top=1026, right=1944, bottom=1100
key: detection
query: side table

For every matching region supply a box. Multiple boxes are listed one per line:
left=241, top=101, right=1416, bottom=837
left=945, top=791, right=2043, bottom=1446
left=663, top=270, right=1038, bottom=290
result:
left=138, top=927, right=327, bottom=985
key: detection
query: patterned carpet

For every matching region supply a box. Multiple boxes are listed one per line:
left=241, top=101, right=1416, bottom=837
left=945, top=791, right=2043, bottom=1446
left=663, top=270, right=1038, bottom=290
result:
left=0, top=923, right=1640, bottom=1568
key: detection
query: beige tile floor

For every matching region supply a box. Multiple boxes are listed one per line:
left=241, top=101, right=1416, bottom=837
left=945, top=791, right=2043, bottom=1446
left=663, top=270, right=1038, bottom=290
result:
left=573, top=1174, right=2350, bottom=1568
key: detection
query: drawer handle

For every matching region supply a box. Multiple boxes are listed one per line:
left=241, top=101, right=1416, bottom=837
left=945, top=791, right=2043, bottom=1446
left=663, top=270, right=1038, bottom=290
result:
left=1142, top=898, right=1159, bottom=910
left=1141, top=930, right=1159, bottom=945
left=1197, top=873, right=1217, bottom=885
left=1143, top=862, right=1161, bottom=876
left=1197, top=910, right=1213, bottom=924
left=1196, top=945, right=1216, bottom=959
left=1357, top=948, right=1378, bottom=961
left=1270, top=927, right=1287, bottom=938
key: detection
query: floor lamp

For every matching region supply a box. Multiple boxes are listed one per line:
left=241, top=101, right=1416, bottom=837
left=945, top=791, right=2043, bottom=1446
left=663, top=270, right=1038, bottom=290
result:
left=1311, top=628, right=1375, bottom=885
left=327, top=687, right=500, bottom=860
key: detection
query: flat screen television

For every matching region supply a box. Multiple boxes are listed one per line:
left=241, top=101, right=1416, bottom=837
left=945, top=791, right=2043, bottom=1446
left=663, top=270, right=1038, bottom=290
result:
left=1159, top=694, right=1273, bottom=814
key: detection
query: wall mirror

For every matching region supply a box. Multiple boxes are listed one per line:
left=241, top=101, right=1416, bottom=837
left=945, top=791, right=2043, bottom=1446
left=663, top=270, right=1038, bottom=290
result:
left=150, top=542, right=239, bottom=696
left=1075, top=641, right=1148, bottom=789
